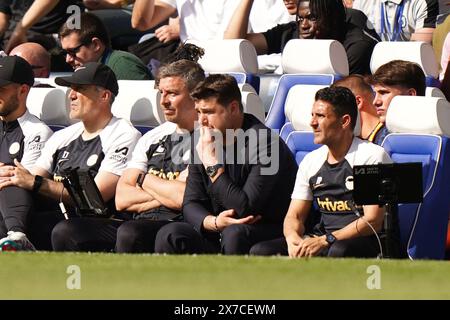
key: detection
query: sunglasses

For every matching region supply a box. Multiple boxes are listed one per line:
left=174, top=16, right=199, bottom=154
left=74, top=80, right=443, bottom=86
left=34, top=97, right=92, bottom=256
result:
left=60, top=40, right=91, bottom=57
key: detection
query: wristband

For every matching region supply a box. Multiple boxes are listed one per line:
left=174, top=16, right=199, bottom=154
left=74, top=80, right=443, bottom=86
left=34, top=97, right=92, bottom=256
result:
left=137, top=173, right=146, bottom=187
left=32, top=175, right=44, bottom=193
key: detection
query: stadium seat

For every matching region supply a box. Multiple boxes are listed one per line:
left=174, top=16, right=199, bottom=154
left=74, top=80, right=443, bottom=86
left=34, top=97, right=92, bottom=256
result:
left=283, top=83, right=361, bottom=164
left=382, top=96, right=450, bottom=259
left=265, top=39, right=348, bottom=132
left=370, top=41, right=441, bottom=88
left=27, top=86, right=72, bottom=131
left=284, top=89, right=321, bottom=164
left=425, top=87, right=446, bottom=98
left=112, top=80, right=165, bottom=133
left=190, top=39, right=260, bottom=93
left=280, top=84, right=327, bottom=141
left=241, top=91, right=265, bottom=123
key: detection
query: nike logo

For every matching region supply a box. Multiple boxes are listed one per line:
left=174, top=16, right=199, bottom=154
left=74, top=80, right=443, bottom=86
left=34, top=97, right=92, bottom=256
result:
left=312, top=183, right=326, bottom=190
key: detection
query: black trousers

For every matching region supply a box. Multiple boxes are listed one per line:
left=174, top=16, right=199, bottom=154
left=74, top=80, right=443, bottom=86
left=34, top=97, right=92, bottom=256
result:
left=51, top=217, right=172, bottom=253
left=51, top=217, right=123, bottom=252
left=155, top=222, right=283, bottom=255
left=249, top=235, right=382, bottom=258
left=0, top=186, right=34, bottom=237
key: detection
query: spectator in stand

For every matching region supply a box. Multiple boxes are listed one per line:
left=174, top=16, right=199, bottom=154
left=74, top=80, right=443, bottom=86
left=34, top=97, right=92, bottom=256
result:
left=333, top=75, right=385, bottom=145
left=440, top=32, right=450, bottom=80
left=59, top=12, right=151, bottom=80
left=343, top=0, right=354, bottom=7
left=224, top=0, right=379, bottom=75
left=441, top=53, right=450, bottom=100
left=132, top=0, right=292, bottom=42
left=370, top=60, right=426, bottom=140
left=352, top=0, right=439, bottom=43
left=9, top=42, right=50, bottom=78
left=0, top=0, right=84, bottom=53
left=283, top=0, right=298, bottom=15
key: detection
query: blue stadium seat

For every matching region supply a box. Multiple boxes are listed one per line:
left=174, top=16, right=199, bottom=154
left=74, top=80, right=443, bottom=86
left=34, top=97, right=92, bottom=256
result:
left=382, top=96, right=450, bottom=259
left=265, top=40, right=349, bottom=131
left=266, top=75, right=337, bottom=132
left=286, top=131, right=321, bottom=165
left=228, top=72, right=260, bottom=94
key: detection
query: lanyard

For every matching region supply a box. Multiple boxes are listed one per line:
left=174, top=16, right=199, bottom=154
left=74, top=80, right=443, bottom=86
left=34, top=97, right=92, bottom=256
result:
left=101, top=48, right=112, bottom=64
left=380, top=1, right=405, bottom=41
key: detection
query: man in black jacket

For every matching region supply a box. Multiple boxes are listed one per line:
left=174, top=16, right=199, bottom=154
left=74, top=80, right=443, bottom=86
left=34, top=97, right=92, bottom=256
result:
left=155, top=74, right=298, bottom=255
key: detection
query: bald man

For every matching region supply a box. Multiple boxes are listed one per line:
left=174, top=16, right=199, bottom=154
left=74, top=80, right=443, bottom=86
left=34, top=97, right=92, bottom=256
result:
left=10, top=42, right=51, bottom=78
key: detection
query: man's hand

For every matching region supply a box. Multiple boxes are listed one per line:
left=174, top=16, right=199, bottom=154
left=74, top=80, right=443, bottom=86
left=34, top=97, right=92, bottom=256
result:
left=215, top=209, right=261, bottom=231
left=177, top=167, right=189, bottom=182
left=155, top=23, right=179, bottom=43
left=5, top=24, right=27, bottom=53
left=298, top=235, right=328, bottom=258
left=286, top=235, right=303, bottom=258
left=196, top=127, right=221, bottom=168
left=0, top=159, right=35, bottom=190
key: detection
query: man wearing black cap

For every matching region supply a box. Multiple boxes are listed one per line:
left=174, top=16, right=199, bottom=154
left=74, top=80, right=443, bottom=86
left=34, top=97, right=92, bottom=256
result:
left=0, top=55, right=53, bottom=251
left=0, top=62, right=141, bottom=250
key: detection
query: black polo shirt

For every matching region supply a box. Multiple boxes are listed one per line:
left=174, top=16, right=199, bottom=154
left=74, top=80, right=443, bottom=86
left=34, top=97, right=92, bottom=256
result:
left=263, top=15, right=378, bottom=75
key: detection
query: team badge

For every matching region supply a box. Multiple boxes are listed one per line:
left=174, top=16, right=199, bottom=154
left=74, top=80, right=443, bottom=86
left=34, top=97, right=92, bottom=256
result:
left=345, top=176, right=354, bottom=191
left=87, top=154, right=99, bottom=167
left=9, top=142, right=20, bottom=155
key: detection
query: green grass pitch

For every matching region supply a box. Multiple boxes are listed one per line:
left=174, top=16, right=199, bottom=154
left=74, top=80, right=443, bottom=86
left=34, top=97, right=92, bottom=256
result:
left=0, top=252, right=449, bottom=299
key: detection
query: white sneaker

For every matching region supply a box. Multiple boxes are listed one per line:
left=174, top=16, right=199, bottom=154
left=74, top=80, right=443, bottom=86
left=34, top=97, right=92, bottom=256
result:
left=0, top=231, right=36, bottom=251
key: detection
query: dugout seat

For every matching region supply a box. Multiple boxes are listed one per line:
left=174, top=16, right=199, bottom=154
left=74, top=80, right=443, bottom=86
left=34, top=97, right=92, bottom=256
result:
left=265, top=39, right=348, bottom=132
left=27, top=86, right=72, bottom=131
left=382, top=96, right=450, bottom=259
left=190, top=39, right=260, bottom=93
left=241, top=91, right=265, bottom=123
left=112, top=80, right=165, bottom=134
left=284, top=85, right=361, bottom=164
left=370, top=41, right=441, bottom=88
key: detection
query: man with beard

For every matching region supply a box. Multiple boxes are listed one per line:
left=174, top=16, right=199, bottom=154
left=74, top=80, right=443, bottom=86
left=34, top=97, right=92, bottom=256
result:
left=0, top=55, right=53, bottom=251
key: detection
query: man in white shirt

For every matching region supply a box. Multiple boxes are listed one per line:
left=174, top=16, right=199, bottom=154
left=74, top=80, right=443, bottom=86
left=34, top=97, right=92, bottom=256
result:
left=353, top=0, right=439, bottom=42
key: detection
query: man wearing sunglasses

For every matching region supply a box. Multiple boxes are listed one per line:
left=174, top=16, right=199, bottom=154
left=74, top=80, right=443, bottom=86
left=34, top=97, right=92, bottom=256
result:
left=59, top=12, right=151, bottom=80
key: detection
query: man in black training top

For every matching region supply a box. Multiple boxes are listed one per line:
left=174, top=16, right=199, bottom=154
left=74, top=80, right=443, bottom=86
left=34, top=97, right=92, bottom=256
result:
left=251, top=87, right=393, bottom=258
left=155, top=74, right=298, bottom=255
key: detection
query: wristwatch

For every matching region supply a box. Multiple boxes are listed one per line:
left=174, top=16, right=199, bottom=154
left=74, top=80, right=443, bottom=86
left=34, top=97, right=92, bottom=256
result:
left=32, top=175, right=44, bottom=193
left=325, top=233, right=337, bottom=246
left=205, top=164, right=223, bottom=178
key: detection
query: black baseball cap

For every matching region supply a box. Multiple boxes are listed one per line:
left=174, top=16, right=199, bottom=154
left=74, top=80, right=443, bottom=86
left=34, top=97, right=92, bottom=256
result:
left=55, top=62, right=119, bottom=96
left=0, top=56, right=34, bottom=87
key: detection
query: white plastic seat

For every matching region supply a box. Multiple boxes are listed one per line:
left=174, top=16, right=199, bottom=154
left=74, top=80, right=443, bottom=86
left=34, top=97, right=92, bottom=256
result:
left=241, top=91, right=265, bottom=123
left=281, top=39, right=349, bottom=76
left=370, top=42, right=439, bottom=78
left=26, top=86, right=71, bottom=127
left=112, top=80, right=165, bottom=127
left=190, top=39, right=259, bottom=74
